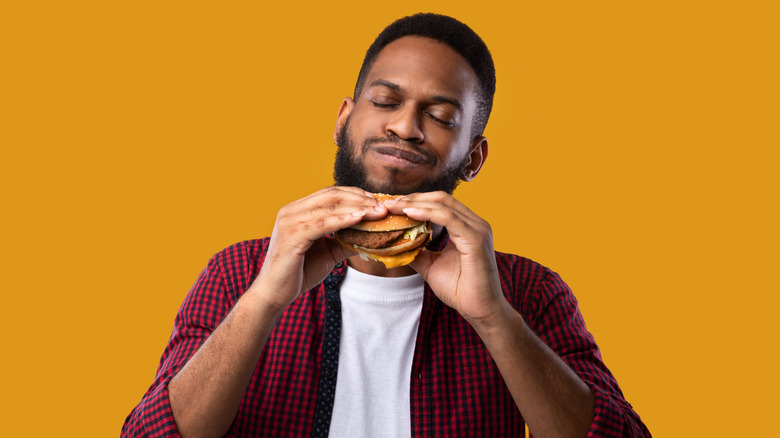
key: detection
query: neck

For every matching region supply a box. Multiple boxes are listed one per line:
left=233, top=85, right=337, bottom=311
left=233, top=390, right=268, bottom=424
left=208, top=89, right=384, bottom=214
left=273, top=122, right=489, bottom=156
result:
left=346, top=256, right=417, bottom=277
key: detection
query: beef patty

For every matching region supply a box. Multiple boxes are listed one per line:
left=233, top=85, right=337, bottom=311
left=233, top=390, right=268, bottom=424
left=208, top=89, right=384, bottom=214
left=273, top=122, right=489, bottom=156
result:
left=336, top=228, right=405, bottom=249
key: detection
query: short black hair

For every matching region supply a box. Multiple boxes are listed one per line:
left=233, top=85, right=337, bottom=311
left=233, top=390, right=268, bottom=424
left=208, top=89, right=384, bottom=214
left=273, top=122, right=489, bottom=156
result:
left=353, top=13, right=496, bottom=139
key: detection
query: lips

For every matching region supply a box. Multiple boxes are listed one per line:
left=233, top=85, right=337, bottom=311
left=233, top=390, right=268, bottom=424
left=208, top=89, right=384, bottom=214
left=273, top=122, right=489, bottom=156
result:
left=372, top=145, right=431, bottom=165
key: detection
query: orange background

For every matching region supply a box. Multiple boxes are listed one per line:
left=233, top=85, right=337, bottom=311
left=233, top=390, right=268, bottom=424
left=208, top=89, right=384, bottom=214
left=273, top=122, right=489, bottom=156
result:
left=2, top=1, right=778, bottom=436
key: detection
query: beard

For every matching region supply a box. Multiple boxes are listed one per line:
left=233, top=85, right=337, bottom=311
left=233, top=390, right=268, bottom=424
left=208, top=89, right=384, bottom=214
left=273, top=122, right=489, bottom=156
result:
left=333, top=118, right=470, bottom=195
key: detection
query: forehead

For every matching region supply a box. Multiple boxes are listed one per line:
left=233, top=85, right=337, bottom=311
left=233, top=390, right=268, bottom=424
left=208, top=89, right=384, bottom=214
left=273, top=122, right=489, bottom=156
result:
left=364, top=36, right=479, bottom=107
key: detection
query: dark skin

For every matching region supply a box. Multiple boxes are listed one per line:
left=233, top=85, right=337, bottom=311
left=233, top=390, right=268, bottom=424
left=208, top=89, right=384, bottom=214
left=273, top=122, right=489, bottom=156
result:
left=168, top=36, right=594, bottom=438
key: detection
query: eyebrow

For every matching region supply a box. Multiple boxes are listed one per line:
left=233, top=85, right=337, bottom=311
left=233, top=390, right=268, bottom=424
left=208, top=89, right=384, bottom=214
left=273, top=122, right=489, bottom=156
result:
left=368, top=79, right=464, bottom=112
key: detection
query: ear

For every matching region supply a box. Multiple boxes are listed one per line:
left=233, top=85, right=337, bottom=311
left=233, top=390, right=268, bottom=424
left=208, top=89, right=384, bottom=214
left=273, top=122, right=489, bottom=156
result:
left=334, top=97, right=355, bottom=143
left=461, top=136, right=488, bottom=182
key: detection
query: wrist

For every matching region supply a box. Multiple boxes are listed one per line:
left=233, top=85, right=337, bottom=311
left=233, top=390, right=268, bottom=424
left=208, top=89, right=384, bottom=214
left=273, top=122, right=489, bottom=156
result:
left=467, top=299, right=525, bottom=341
left=243, top=280, right=290, bottom=323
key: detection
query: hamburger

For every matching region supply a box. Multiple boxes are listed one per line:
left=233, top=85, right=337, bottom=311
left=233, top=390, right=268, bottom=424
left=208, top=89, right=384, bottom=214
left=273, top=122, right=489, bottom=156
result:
left=335, top=194, right=432, bottom=268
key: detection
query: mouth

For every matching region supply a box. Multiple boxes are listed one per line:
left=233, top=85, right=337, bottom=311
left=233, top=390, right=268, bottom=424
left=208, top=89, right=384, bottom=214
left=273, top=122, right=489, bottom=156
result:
left=371, top=146, right=431, bottom=166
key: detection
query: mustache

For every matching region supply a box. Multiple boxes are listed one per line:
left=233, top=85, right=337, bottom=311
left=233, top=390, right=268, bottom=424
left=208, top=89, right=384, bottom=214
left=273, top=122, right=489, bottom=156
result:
left=362, top=134, right=437, bottom=166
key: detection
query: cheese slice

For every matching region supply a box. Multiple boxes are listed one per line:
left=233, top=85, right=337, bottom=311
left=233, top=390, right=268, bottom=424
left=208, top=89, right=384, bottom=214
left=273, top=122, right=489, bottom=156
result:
left=361, top=246, right=425, bottom=269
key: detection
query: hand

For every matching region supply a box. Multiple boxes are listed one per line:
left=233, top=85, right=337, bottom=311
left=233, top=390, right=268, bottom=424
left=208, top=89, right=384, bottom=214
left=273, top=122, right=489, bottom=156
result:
left=385, top=192, right=509, bottom=324
left=252, top=187, right=388, bottom=311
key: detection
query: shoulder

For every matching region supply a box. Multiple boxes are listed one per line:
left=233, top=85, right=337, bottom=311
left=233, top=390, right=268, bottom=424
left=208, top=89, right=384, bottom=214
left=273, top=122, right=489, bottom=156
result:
left=494, top=250, right=555, bottom=291
left=205, top=238, right=271, bottom=290
left=494, top=250, right=573, bottom=315
left=212, top=237, right=271, bottom=265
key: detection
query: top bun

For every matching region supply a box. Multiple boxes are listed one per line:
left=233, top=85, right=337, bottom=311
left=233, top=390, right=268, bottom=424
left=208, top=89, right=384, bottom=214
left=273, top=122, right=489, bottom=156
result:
left=372, top=193, right=399, bottom=202
left=348, top=193, right=424, bottom=232
left=348, top=214, right=425, bottom=232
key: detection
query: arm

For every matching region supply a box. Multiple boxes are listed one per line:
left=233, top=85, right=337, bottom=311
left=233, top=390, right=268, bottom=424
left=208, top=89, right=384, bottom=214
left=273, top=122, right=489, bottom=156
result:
left=165, top=280, right=284, bottom=437
left=470, top=300, right=595, bottom=438
left=387, top=192, right=648, bottom=438
left=122, top=187, right=387, bottom=438
left=523, top=270, right=651, bottom=438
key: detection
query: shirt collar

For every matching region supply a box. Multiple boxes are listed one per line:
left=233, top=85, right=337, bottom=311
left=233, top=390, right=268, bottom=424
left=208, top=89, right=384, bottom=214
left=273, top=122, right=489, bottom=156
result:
left=427, top=227, right=450, bottom=252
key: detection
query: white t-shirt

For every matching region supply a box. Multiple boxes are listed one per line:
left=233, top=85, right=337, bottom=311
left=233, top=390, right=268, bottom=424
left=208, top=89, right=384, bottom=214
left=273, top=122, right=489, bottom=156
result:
left=328, top=267, right=425, bottom=438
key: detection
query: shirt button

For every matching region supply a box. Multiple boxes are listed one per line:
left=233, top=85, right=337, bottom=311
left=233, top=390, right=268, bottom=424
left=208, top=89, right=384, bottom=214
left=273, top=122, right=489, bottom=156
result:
left=324, top=368, right=336, bottom=379
left=329, top=300, right=341, bottom=312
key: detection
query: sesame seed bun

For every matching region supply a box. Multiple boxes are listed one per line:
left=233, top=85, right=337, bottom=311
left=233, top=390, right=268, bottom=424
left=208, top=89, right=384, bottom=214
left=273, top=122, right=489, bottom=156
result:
left=335, top=193, right=431, bottom=268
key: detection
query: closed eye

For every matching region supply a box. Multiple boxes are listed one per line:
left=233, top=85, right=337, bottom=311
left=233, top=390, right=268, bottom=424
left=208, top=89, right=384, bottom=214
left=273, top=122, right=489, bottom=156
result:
left=428, top=112, right=456, bottom=128
left=371, top=101, right=400, bottom=109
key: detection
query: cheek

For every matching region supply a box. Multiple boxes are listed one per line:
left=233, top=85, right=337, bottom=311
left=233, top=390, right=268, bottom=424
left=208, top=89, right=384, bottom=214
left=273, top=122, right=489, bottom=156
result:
left=348, top=111, right=385, bottom=142
left=426, top=131, right=470, bottom=166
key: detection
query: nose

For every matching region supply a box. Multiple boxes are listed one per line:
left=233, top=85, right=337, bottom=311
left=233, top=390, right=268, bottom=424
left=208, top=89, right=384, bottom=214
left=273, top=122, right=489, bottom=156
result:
left=385, top=104, right=424, bottom=143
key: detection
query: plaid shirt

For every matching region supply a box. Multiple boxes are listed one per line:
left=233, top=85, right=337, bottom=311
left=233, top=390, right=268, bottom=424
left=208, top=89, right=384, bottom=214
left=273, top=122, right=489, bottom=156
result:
left=122, top=236, right=650, bottom=437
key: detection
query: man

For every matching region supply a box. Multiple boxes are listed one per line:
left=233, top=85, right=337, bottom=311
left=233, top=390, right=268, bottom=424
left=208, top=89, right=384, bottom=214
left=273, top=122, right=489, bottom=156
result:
left=123, top=13, right=650, bottom=438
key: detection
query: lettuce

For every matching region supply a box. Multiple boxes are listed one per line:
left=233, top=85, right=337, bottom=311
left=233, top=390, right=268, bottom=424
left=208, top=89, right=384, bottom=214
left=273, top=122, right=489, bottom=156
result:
left=403, top=223, right=428, bottom=241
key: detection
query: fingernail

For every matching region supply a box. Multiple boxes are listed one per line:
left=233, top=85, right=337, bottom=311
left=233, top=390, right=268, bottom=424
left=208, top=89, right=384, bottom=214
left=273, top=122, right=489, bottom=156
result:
left=384, top=198, right=398, bottom=205
left=374, top=205, right=385, bottom=212
left=403, top=207, right=418, bottom=213
left=352, top=210, right=366, bottom=217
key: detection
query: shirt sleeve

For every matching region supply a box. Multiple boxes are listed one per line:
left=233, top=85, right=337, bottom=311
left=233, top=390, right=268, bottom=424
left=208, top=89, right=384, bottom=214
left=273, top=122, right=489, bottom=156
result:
left=121, top=250, right=236, bottom=437
left=524, top=269, right=651, bottom=438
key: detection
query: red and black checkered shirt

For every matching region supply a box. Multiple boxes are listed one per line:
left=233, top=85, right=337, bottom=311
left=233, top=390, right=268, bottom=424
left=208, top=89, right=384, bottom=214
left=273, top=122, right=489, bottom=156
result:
left=122, top=236, right=650, bottom=437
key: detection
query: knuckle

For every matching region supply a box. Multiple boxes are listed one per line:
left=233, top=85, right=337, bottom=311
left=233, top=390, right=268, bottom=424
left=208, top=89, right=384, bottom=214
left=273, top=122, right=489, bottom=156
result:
left=309, top=203, right=341, bottom=219
left=301, top=217, right=326, bottom=232
left=277, top=204, right=292, bottom=218
left=324, top=187, right=341, bottom=197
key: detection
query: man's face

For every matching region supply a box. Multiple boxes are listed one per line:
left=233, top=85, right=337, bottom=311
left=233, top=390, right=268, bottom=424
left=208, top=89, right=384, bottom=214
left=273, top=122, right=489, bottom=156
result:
left=334, top=36, right=483, bottom=195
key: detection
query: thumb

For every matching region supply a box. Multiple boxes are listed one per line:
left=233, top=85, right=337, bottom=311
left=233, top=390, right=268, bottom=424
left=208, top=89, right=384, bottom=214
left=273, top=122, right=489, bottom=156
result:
left=323, top=237, right=358, bottom=264
left=409, top=249, right=436, bottom=281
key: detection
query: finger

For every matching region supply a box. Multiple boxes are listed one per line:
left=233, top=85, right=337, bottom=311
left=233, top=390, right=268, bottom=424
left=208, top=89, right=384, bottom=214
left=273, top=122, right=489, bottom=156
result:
left=281, top=188, right=382, bottom=225
left=323, top=236, right=360, bottom=262
left=273, top=206, right=369, bottom=253
left=272, top=188, right=393, bottom=260
left=289, top=187, right=388, bottom=221
left=392, top=192, right=489, bottom=235
left=385, top=191, right=477, bottom=221
left=290, top=209, right=373, bottom=244
left=390, top=204, right=492, bottom=257
left=408, top=247, right=435, bottom=279
left=294, top=186, right=376, bottom=212
left=302, top=185, right=376, bottom=202
left=383, top=196, right=473, bottom=231
left=400, top=205, right=475, bottom=239
left=271, top=210, right=370, bottom=259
